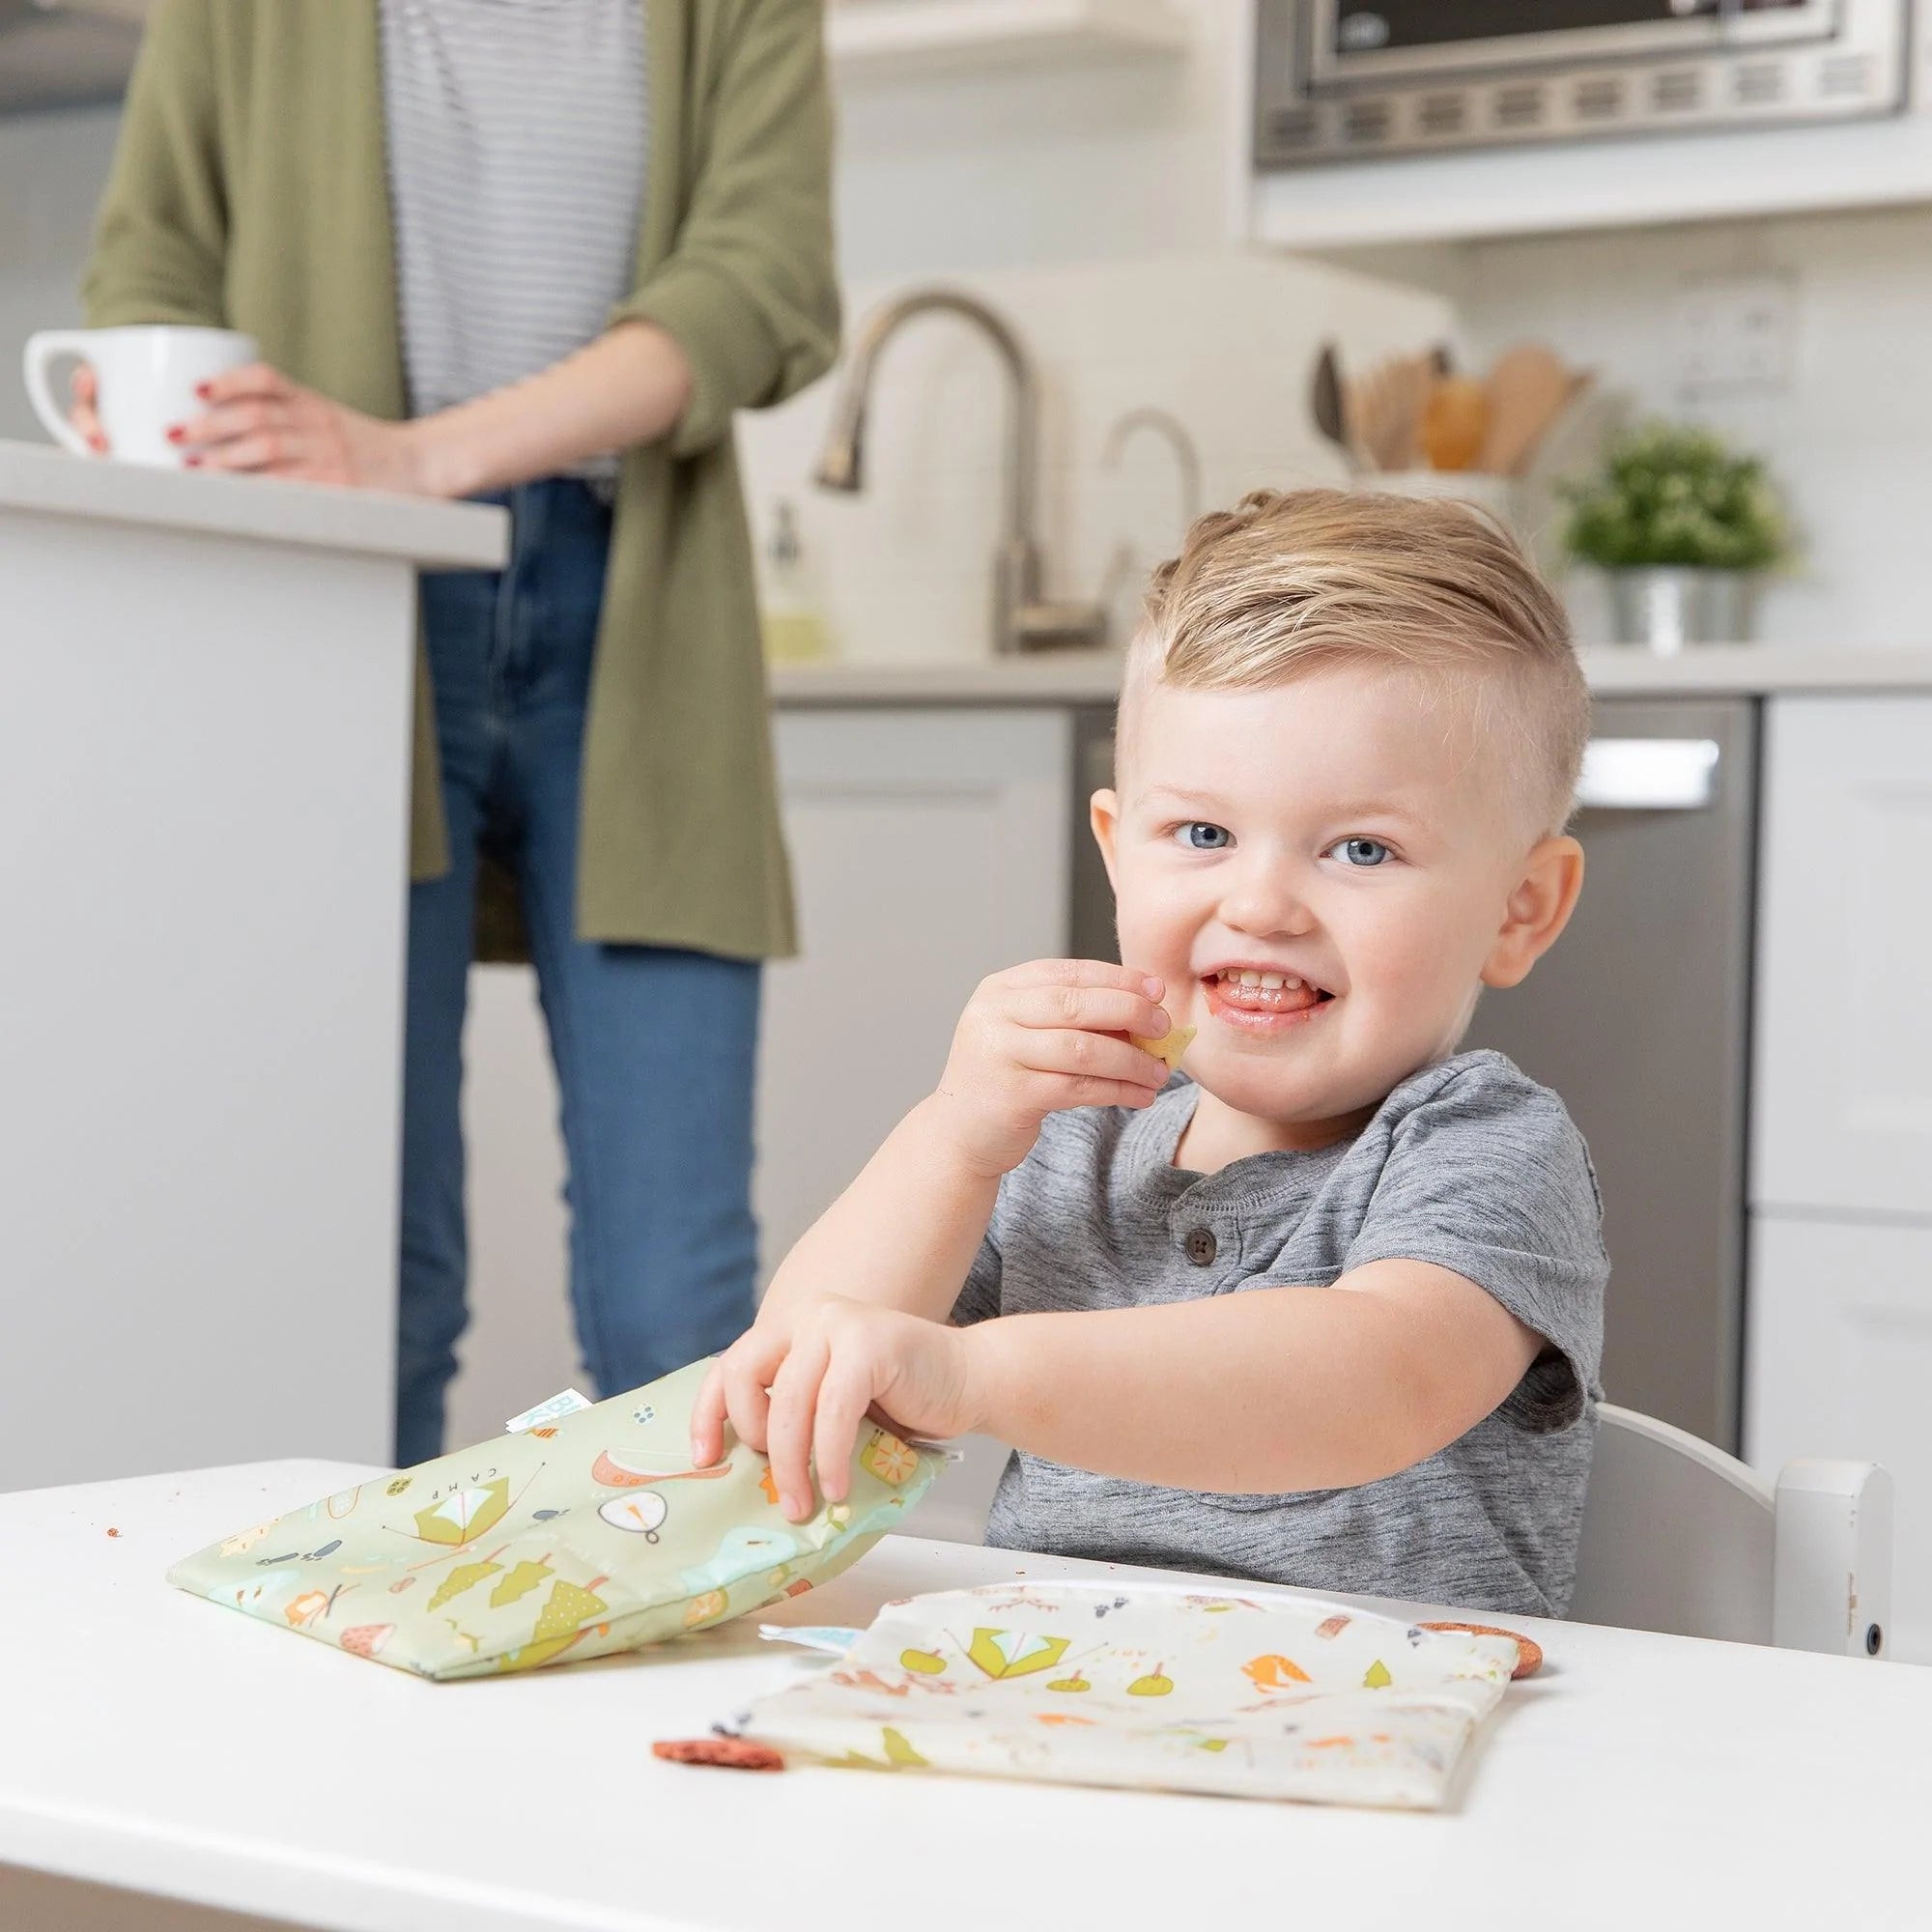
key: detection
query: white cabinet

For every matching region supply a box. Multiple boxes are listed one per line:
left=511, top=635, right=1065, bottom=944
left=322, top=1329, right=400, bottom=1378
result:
left=445, top=706, right=1073, bottom=1445
left=827, top=0, right=1188, bottom=82
left=1747, top=1214, right=1932, bottom=1662
left=755, top=707, right=1073, bottom=1273
left=1247, top=119, right=1932, bottom=253
left=1747, top=693, right=1932, bottom=1660
left=1752, top=696, right=1932, bottom=1218
left=0, top=445, right=502, bottom=1492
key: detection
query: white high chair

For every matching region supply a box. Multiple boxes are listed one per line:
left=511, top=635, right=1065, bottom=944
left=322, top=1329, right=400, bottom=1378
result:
left=921, top=1408, right=1894, bottom=1658
left=1572, top=1403, right=1892, bottom=1658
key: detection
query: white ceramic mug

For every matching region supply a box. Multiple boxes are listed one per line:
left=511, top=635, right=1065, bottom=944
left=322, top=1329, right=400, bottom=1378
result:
left=22, top=325, right=259, bottom=468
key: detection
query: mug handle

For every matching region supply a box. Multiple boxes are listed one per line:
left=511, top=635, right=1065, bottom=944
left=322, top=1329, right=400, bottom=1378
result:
left=22, top=330, right=97, bottom=457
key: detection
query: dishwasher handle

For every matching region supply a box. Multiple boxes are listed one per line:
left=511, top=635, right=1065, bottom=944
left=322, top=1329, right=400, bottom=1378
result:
left=1576, top=737, right=1721, bottom=811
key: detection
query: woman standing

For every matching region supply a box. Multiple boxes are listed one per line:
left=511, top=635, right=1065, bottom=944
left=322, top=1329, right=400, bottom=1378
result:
left=81, top=0, right=838, bottom=1463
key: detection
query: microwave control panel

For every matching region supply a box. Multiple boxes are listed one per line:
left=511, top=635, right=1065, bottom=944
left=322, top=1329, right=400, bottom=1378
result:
left=1254, top=0, right=1911, bottom=166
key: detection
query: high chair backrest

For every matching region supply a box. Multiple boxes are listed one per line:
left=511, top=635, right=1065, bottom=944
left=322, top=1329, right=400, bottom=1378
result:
left=1571, top=1404, right=1892, bottom=1658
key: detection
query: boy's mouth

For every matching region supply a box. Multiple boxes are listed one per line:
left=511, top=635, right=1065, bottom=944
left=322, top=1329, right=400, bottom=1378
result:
left=1200, top=967, right=1335, bottom=1033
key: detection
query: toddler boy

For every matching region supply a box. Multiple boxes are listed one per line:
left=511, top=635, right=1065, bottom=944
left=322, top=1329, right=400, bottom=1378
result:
left=695, top=488, right=1606, bottom=1617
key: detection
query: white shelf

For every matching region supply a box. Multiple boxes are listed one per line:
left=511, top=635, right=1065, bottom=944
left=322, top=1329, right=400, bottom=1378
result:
left=1249, top=109, right=1932, bottom=249
left=827, top=0, right=1188, bottom=83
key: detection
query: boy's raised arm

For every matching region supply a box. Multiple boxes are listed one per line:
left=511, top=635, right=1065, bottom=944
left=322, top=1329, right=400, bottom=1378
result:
left=690, top=960, right=1172, bottom=1479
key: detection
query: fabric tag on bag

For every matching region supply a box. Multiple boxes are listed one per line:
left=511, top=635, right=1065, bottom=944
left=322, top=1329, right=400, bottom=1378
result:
left=504, top=1388, right=594, bottom=1433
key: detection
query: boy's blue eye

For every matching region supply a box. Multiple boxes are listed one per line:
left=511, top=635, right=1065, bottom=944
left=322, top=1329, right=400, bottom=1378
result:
left=1329, top=837, right=1392, bottom=867
left=1174, top=821, right=1232, bottom=851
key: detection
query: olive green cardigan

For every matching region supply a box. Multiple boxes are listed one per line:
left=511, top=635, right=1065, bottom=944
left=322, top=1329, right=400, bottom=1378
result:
left=84, top=0, right=838, bottom=960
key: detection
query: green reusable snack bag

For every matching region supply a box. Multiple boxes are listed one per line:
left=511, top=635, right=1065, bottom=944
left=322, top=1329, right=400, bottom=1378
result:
left=168, top=1359, right=940, bottom=1681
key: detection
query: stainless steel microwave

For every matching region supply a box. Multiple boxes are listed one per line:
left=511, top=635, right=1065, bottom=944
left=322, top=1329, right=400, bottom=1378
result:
left=1254, top=0, right=1911, bottom=166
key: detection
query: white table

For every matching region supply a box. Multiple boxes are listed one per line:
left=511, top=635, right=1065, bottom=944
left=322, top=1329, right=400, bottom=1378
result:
left=0, top=445, right=506, bottom=1494
left=3, top=1460, right=1927, bottom=1932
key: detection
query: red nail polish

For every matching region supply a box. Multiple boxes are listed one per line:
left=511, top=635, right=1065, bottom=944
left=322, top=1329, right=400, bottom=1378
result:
left=194, top=382, right=212, bottom=400
left=184, top=455, right=202, bottom=469
left=165, top=425, right=185, bottom=444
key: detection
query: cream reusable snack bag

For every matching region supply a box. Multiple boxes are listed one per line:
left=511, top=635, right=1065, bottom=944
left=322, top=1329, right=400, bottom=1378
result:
left=741, top=1580, right=1520, bottom=1810
left=169, top=1360, right=940, bottom=1681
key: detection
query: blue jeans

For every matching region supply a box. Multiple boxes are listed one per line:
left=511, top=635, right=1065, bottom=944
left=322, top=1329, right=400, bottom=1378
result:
left=397, top=478, right=761, bottom=1467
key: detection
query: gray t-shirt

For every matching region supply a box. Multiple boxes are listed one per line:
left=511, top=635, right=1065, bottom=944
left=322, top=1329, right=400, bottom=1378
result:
left=952, top=1049, right=1608, bottom=1617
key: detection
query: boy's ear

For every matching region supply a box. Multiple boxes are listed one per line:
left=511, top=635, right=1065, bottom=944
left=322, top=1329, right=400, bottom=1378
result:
left=1090, top=788, right=1122, bottom=891
left=1481, top=835, right=1585, bottom=989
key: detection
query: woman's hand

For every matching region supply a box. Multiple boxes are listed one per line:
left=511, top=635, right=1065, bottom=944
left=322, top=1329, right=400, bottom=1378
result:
left=69, top=364, right=108, bottom=455
left=170, top=363, right=443, bottom=494
left=928, top=959, right=1173, bottom=1178
left=691, top=1299, right=978, bottom=1522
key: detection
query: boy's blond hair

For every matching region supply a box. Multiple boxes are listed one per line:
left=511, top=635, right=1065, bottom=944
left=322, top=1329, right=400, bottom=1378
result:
left=1121, top=488, right=1589, bottom=837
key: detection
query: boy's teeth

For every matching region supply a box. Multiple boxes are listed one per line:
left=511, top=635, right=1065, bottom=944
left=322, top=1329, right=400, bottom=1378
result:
left=1208, top=967, right=1327, bottom=1012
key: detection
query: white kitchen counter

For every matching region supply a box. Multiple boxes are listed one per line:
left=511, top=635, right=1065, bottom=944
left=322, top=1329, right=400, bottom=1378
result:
left=769, top=644, right=1932, bottom=708
left=0, top=438, right=505, bottom=568
left=1578, top=644, right=1932, bottom=696
left=0, top=446, right=506, bottom=1496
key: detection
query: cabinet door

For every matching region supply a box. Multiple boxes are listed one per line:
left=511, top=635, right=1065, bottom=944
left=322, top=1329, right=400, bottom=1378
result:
left=755, top=707, right=1073, bottom=1275
left=1754, top=696, right=1932, bottom=1217
left=1746, top=1212, right=1932, bottom=1662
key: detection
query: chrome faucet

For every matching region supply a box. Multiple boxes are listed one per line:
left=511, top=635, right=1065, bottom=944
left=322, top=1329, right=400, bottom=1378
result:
left=1101, top=406, right=1204, bottom=531
left=814, top=287, right=1107, bottom=655
left=1096, top=405, right=1205, bottom=623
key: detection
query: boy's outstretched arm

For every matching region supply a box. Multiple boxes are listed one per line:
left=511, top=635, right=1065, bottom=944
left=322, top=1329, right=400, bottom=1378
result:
left=966, top=1262, right=1541, bottom=1492
left=731, top=1262, right=1543, bottom=1522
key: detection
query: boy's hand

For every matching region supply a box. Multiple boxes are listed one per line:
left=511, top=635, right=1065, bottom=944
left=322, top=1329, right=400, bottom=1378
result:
left=930, top=958, right=1173, bottom=1177
left=691, top=1300, right=978, bottom=1522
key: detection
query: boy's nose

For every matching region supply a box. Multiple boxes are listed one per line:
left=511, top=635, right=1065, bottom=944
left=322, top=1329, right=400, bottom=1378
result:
left=1220, top=866, right=1317, bottom=941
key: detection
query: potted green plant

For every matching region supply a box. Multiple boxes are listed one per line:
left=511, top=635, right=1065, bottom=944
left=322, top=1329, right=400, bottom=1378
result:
left=1561, top=423, right=1790, bottom=652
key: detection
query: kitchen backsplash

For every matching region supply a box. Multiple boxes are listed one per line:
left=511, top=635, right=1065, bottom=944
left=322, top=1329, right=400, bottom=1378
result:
left=1445, top=204, right=1932, bottom=650
left=735, top=251, right=1451, bottom=666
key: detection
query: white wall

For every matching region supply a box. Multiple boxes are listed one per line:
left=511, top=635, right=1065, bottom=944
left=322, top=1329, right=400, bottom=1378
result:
left=0, top=107, right=118, bottom=442
left=830, top=0, right=1245, bottom=283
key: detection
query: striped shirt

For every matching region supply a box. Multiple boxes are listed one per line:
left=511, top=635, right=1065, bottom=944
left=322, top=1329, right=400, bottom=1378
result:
left=379, top=0, right=648, bottom=473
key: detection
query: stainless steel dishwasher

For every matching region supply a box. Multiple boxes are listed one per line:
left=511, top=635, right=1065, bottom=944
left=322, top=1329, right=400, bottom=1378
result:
left=1466, top=697, right=1758, bottom=1451
left=1069, top=696, right=1759, bottom=1451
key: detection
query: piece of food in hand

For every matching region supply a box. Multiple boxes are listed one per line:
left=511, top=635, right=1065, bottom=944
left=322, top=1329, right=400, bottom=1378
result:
left=653, top=1736, right=786, bottom=1772
left=1417, top=1620, right=1543, bottom=1680
left=1129, top=1024, right=1196, bottom=1072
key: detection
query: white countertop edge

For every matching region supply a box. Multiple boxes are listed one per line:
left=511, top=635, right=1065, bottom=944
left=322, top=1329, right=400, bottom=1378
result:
left=1577, top=644, right=1932, bottom=694
left=770, top=656, right=1125, bottom=706
left=770, top=644, right=1932, bottom=707
left=0, top=440, right=507, bottom=571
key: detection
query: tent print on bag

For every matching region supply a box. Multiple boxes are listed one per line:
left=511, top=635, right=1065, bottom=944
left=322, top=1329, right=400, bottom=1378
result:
left=965, top=1627, right=1071, bottom=1680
